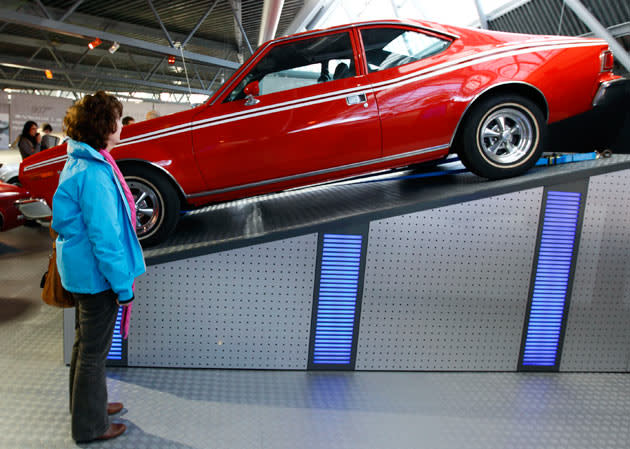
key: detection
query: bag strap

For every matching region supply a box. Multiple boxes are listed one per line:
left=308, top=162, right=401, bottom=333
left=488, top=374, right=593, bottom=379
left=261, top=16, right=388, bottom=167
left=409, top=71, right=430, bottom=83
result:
left=49, top=223, right=58, bottom=248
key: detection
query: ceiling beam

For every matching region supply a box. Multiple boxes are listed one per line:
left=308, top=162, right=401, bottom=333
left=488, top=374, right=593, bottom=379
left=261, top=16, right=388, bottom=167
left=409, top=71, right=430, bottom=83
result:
left=33, top=0, right=52, bottom=20
left=473, top=0, right=488, bottom=29
left=183, top=0, right=221, bottom=47
left=146, top=0, right=175, bottom=48
left=228, top=0, right=247, bottom=63
left=0, top=55, right=210, bottom=94
left=0, top=79, right=193, bottom=103
left=59, top=0, right=84, bottom=22
left=284, top=0, right=334, bottom=35
left=0, top=8, right=240, bottom=70
left=0, top=33, right=217, bottom=73
left=2, top=0, right=235, bottom=54
left=564, top=0, right=630, bottom=73
left=581, top=21, right=630, bottom=38
left=258, top=0, right=285, bottom=46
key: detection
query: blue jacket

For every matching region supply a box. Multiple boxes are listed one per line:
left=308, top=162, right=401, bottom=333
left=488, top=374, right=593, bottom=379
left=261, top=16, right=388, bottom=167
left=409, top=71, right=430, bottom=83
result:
left=52, top=139, right=145, bottom=303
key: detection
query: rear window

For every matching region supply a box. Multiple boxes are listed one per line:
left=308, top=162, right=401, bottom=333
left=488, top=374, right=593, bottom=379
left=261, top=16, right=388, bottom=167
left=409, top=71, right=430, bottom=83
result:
left=360, top=27, right=450, bottom=72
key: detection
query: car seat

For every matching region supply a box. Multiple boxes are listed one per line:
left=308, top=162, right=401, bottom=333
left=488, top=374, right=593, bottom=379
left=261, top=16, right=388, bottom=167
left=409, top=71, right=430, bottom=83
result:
left=333, top=63, right=349, bottom=80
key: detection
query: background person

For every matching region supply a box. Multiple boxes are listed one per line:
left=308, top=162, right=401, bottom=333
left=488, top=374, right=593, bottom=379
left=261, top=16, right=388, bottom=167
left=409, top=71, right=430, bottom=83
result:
left=18, top=121, right=41, bottom=159
left=40, top=123, right=60, bottom=150
left=52, top=91, right=145, bottom=443
left=122, top=116, right=135, bottom=126
left=145, top=110, right=160, bottom=120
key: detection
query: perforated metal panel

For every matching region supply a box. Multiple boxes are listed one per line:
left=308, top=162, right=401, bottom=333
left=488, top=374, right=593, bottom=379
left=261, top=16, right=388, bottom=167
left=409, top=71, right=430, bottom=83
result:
left=561, top=170, right=630, bottom=372
left=130, top=234, right=318, bottom=369
left=357, top=188, right=544, bottom=371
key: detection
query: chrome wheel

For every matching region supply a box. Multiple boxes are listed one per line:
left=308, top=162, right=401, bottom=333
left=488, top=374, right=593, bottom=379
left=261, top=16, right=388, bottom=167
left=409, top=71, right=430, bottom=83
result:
left=478, top=107, right=535, bottom=165
left=127, top=180, right=162, bottom=238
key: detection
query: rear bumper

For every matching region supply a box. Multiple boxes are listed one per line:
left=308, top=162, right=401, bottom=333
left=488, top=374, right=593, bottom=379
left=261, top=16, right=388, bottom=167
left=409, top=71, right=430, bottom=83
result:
left=15, top=198, right=52, bottom=220
left=593, top=77, right=630, bottom=107
left=549, top=77, right=630, bottom=153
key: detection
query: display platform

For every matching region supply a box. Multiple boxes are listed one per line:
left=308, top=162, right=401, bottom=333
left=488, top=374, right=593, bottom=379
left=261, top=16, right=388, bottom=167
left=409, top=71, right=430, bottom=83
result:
left=144, top=154, right=630, bottom=264
left=64, top=154, right=630, bottom=373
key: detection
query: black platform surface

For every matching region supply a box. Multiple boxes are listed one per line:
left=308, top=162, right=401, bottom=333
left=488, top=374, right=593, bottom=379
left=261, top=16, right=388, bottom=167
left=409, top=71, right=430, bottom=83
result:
left=144, top=154, right=630, bottom=265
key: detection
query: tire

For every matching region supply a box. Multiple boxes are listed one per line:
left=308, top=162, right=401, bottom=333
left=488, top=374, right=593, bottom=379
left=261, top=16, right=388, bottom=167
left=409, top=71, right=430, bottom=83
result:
left=122, top=166, right=180, bottom=247
left=456, top=94, right=546, bottom=179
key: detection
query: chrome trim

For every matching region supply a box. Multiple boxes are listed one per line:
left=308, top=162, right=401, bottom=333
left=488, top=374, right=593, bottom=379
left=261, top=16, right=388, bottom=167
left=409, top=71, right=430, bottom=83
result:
left=187, top=144, right=449, bottom=198
left=346, top=93, right=367, bottom=105
left=116, top=159, right=188, bottom=200
left=592, top=78, right=626, bottom=107
left=352, top=21, right=460, bottom=40
left=449, top=81, right=549, bottom=149
left=15, top=198, right=52, bottom=220
left=244, top=94, right=260, bottom=106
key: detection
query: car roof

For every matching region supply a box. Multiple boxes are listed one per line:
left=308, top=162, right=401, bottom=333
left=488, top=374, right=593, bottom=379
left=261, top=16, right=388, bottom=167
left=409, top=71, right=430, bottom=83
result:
left=274, top=18, right=461, bottom=44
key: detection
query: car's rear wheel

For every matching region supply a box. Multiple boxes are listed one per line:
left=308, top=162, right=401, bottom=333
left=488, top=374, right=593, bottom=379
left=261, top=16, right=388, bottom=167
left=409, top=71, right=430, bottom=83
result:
left=457, top=94, right=546, bottom=179
left=122, top=166, right=180, bottom=247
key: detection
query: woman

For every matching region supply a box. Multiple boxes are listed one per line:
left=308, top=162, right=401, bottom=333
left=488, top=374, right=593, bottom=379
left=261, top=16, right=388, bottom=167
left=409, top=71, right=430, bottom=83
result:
left=52, top=91, right=145, bottom=442
left=18, top=120, right=41, bottom=159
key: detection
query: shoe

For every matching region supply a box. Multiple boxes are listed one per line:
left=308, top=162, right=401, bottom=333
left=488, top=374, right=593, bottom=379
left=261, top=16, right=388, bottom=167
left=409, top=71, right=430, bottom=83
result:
left=107, top=402, right=124, bottom=415
left=96, top=423, right=126, bottom=441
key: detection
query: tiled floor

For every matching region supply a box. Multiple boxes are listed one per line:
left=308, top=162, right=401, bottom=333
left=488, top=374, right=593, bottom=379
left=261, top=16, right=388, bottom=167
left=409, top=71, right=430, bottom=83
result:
left=1, top=218, right=629, bottom=448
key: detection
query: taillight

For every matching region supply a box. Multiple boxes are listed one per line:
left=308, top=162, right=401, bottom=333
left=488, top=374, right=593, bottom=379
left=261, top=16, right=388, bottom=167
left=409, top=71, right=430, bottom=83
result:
left=601, top=50, right=614, bottom=72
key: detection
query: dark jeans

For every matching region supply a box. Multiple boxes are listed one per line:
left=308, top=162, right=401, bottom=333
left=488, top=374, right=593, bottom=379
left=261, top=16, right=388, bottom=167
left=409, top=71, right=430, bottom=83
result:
left=69, top=289, right=118, bottom=442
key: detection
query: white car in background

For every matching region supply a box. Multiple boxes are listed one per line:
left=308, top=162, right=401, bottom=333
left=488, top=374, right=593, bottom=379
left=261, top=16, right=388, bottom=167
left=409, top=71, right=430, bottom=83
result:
left=0, top=162, right=20, bottom=185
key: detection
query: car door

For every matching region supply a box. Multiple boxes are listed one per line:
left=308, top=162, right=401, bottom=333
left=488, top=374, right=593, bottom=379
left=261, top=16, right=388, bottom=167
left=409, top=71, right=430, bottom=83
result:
left=191, top=29, right=381, bottom=199
left=358, top=25, right=458, bottom=159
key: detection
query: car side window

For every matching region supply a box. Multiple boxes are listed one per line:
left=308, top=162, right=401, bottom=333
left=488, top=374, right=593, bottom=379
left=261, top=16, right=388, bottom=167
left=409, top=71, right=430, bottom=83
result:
left=360, top=27, right=450, bottom=73
left=225, top=32, right=355, bottom=102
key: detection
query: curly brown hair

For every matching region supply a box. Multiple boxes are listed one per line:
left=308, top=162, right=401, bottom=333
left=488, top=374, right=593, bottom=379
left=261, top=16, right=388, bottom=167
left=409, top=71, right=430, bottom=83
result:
left=63, top=91, right=123, bottom=150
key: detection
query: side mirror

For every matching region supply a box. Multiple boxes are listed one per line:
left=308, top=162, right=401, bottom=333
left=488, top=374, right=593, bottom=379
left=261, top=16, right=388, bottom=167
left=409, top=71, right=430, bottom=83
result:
left=244, top=80, right=260, bottom=106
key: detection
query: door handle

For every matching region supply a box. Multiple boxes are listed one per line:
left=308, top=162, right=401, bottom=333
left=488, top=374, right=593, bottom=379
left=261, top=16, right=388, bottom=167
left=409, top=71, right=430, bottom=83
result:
left=346, top=93, right=367, bottom=106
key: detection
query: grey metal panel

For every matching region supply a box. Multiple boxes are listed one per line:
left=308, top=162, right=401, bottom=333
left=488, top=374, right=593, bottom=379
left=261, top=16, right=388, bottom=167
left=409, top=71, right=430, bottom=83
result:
left=561, top=170, right=630, bottom=372
left=356, top=188, right=544, bottom=371
left=488, top=0, right=630, bottom=36
left=129, top=233, right=318, bottom=369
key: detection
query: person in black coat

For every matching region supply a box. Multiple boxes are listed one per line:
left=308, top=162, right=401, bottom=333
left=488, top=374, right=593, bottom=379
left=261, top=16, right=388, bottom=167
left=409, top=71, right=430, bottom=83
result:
left=18, top=121, right=41, bottom=160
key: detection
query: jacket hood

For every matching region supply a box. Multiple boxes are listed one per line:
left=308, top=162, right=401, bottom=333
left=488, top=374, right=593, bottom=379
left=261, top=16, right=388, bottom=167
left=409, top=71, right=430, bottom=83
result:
left=66, top=139, right=106, bottom=163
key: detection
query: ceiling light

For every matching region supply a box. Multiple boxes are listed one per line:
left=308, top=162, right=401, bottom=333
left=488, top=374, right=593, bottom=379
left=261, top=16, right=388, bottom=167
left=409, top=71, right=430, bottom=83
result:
left=45, top=70, right=53, bottom=79
left=109, top=42, right=120, bottom=54
left=88, top=38, right=102, bottom=50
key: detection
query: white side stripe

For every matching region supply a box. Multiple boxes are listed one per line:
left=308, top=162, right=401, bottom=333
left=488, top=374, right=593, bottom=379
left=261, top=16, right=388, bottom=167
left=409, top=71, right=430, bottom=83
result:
left=23, top=154, right=68, bottom=172
left=118, top=40, right=605, bottom=148
left=117, top=38, right=605, bottom=148
left=373, top=41, right=605, bottom=94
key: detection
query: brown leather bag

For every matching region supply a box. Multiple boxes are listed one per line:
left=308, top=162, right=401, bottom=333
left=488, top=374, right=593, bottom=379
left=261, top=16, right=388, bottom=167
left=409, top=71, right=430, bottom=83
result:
left=41, top=225, right=74, bottom=308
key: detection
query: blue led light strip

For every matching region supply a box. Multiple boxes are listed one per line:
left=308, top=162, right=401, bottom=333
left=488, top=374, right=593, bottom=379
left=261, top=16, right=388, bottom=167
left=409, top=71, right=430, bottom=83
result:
left=312, top=234, right=363, bottom=365
left=107, top=307, right=123, bottom=360
left=522, top=191, right=581, bottom=367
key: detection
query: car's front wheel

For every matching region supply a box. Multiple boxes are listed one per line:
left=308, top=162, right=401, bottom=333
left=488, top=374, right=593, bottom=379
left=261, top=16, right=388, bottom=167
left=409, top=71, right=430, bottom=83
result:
left=122, top=166, right=180, bottom=247
left=457, top=94, right=546, bottom=179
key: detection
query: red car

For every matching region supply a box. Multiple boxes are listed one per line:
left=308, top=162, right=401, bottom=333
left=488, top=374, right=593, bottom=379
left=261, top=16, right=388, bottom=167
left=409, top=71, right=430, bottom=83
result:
left=0, top=181, right=53, bottom=232
left=0, top=182, right=28, bottom=232
left=18, top=19, right=626, bottom=246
